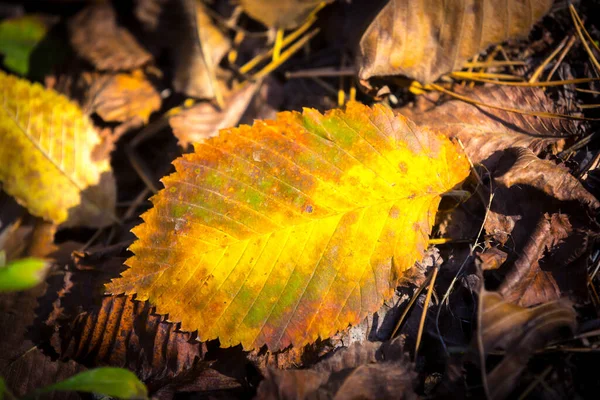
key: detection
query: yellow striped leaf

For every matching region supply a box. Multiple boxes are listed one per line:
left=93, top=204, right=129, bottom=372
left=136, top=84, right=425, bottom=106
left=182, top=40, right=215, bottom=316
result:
left=0, top=71, right=111, bottom=224
left=106, top=102, right=470, bottom=351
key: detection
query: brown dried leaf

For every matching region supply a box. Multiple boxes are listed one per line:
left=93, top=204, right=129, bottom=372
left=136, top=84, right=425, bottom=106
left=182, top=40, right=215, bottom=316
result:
left=495, top=147, right=600, bottom=209
left=89, top=70, right=161, bottom=124
left=43, top=250, right=206, bottom=388
left=256, top=338, right=417, bottom=400
left=398, top=86, right=584, bottom=169
left=477, top=247, right=508, bottom=271
left=173, top=1, right=229, bottom=99
left=62, top=171, right=117, bottom=228
left=69, top=4, right=152, bottom=71
left=169, top=82, right=259, bottom=147
left=477, top=290, right=576, bottom=400
left=0, top=268, right=84, bottom=399
left=240, top=0, right=326, bottom=29
left=57, top=295, right=205, bottom=384
left=496, top=213, right=592, bottom=307
left=0, top=194, right=57, bottom=261
left=134, top=0, right=229, bottom=99
left=358, top=0, right=553, bottom=83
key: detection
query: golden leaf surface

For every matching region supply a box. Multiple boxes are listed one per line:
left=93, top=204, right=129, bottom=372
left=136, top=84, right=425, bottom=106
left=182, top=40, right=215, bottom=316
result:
left=0, top=71, right=111, bottom=224
left=106, top=102, right=470, bottom=351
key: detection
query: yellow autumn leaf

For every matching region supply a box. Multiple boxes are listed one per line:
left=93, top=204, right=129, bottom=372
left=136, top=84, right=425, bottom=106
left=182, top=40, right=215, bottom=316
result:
left=0, top=71, right=111, bottom=224
left=106, top=102, right=470, bottom=351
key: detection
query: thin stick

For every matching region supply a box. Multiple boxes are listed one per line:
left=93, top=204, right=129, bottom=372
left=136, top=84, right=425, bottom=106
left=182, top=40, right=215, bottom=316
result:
left=517, top=361, right=554, bottom=400
left=429, top=83, right=600, bottom=121
left=452, top=71, right=525, bottom=81
left=286, top=67, right=356, bottom=78
left=449, top=74, right=600, bottom=86
left=239, top=16, right=317, bottom=75
left=463, top=60, right=527, bottom=68
left=414, top=264, right=440, bottom=361
left=272, top=28, right=284, bottom=61
left=125, top=145, right=159, bottom=193
left=570, top=5, right=600, bottom=74
left=252, top=29, right=320, bottom=81
left=390, top=274, right=433, bottom=339
left=546, top=35, right=576, bottom=81
left=529, top=36, right=569, bottom=83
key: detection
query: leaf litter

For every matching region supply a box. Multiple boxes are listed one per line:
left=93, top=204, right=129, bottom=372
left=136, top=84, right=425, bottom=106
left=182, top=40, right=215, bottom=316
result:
left=1, top=1, right=600, bottom=399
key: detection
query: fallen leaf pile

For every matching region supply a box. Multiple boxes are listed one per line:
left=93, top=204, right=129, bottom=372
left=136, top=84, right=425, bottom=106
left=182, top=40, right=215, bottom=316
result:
left=1, top=1, right=600, bottom=399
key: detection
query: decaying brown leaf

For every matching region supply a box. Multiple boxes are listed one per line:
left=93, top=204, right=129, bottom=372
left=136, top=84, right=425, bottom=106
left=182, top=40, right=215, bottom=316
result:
left=256, top=337, right=417, bottom=400
left=88, top=70, right=161, bottom=124
left=134, top=0, right=229, bottom=99
left=0, top=193, right=57, bottom=261
left=496, top=213, right=592, bottom=307
left=358, top=0, right=553, bottom=84
left=399, top=86, right=584, bottom=169
left=0, top=261, right=84, bottom=399
left=69, top=4, right=152, bottom=71
left=477, top=290, right=576, bottom=400
left=56, top=295, right=205, bottom=384
left=169, top=82, right=259, bottom=147
left=42, top=250, right=205, bottom=387
left=240, top=0, right=326, bottom=29
left=171, top=1, right=229, bottom=99
left=495, top=147, right=600, bottom=209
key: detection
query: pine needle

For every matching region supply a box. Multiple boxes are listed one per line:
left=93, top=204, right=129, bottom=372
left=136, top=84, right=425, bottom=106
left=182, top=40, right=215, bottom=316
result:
left=428, top=83, right=600, bottom=121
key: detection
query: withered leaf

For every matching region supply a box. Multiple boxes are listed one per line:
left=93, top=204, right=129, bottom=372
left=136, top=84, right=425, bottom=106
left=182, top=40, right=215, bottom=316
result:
left=69, top=4, right=152, bottom=72
left=495, top=147, right=600, bottom=209
left=0, top=272, right=84, bottom=399
left=398, top=85, right=584, bottom=169
left=169, top=82, right=259, bottom=147
left=136, top=0, right=229, bottom=99
left=240, top=0, right=327, bottom=29
left=496, top=213, right=592, bottom=307
left=358, top=0, right=553, bottom=84
left=56, top=295, right=205, bottom=385
left=89, top=70, right=161, bottom=124
left=477, top=290, right=576, bottom=400
left=256, top=338, right=417, bottom=400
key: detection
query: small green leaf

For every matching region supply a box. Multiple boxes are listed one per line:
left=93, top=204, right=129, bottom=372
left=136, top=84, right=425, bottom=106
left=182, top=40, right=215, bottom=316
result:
left=0, top=15, right=66, bottom=78
left=0, top=15, right=47, bottom=75
left=39, top=368, right=148, bottom=399
left=0, top=376, right=6, bottom=400
left=0, top=257, right=48, bottom=292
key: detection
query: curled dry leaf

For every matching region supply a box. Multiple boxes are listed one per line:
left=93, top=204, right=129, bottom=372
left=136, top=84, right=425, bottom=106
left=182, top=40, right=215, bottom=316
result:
left=477, top=290, right=576, bottom=400
left=0, top=71, right=115, bottom=226
left=88, top=70, right=161, bottom=124
left=240, top=0, right=326, bottom=29
left=398, top=85, right=584, bottom=169
left=172, top=1, right=229, bottom=99
left=497, top=213, right=592, bottom=307
left=106, top=102, right=470, bottom=351
left=256, top=337, right=417, bottom=400
left=358, top=0, right=553, bottom=84
left=56, top=295, right=205, bottom=385
left=69, top=4, right=152, bottom=71
left=495, top=147, right=600, bottom=209
left=134, top=0, right=229, bottom=99
left=169, top=82, right=259, bottom=147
